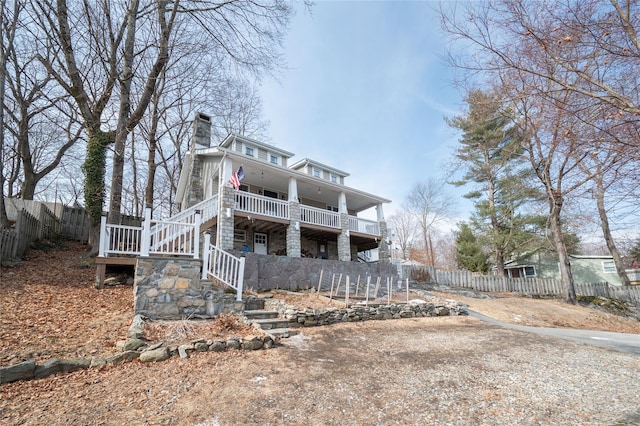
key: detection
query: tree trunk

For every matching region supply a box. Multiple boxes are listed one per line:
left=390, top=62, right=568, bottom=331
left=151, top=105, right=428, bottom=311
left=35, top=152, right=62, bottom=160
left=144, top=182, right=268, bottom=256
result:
left=594, top=171, right=630, bottom=286
left=548, top=191, right=577, bottom=304
left=0, top=0, right=9, bottom=228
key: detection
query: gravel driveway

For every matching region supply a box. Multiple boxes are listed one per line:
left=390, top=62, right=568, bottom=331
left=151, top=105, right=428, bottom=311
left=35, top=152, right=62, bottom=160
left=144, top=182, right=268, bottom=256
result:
left=3, top=316, right=638, bottom=425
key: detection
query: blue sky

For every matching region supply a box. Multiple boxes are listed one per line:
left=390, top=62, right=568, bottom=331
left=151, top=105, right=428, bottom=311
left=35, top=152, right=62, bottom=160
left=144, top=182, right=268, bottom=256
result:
left=259, top=0, right=470, bottom=222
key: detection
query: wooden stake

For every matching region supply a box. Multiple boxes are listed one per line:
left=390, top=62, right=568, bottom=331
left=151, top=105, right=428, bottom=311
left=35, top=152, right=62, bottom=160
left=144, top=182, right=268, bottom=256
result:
left=355, top=275, right=361, bottom=296
left=329, top=274, right=335, bottom=301
left=373, top=277, right=381, bottom=299
left=335, top=273, right=343, bottom=296
left=387, top=277, right=391, bottom=304
left=345, top=276, right=350, bottom=307
left=406, top=277, right=409, bottom=303
left=365, top=276, right=371, bottom=306
left=317, top=269, right=324, bottom=297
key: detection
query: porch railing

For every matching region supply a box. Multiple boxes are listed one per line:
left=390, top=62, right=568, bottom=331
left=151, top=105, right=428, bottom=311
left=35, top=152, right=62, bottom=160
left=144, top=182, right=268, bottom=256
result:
left=98, top=207, right=201, bottom=259
left=201, top=232, right=245, bottom=301
left=300, top=205, right=340, bottom=229
left=235, top=191, right=288, bottom=219
left=348, top=216, right=380, bottom=235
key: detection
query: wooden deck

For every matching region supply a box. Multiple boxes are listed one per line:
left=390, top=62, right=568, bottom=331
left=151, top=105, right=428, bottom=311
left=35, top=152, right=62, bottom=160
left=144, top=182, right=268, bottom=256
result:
left=95, top=256, right=137, bottom=289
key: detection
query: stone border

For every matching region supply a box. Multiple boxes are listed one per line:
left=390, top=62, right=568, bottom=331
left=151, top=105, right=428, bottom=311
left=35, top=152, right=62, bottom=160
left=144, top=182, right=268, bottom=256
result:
left=0, top=314, right=277, bottom=385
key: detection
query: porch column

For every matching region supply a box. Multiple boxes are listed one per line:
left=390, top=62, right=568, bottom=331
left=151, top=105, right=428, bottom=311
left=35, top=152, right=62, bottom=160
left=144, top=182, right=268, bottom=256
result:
left=286, top=177, right=301, bottom=257
left=337, top=192, right=351, bottom=261
left=217, top=185, right=235, bottom=251
left=376, top=204, right=390, bottom=264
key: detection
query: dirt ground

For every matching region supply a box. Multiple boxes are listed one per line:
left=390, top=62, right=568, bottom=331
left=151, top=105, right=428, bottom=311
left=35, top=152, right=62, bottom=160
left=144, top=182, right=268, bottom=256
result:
left=1, top=242, right=639, bottom=425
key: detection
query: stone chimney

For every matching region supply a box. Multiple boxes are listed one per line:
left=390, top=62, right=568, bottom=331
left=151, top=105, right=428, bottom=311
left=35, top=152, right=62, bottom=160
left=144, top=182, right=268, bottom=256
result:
left=192, top=112, right=212, bottom=149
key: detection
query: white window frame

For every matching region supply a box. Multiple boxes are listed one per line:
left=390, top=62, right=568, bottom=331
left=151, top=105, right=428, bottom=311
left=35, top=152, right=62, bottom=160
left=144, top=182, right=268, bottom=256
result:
left=330, top=174, right=338, bottom=183
left=270, top=154, right=279, bottom=165
left=233, top=229, right=247, bottom=242
left=524, top=266, right=536, bottom=278
left=602, top=260, right=616, bottom=274
left=245, top=146, right=254, bottom=157
left=326, top=205, right=338, bottom=212
left=312, top=167, right=321, bottom=178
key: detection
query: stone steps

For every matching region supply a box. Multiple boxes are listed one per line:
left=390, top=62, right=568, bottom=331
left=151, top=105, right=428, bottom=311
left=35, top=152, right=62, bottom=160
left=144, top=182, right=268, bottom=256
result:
left=251, top=318, right=291, bottom=330
left=243, top=310, right=280, bottom=320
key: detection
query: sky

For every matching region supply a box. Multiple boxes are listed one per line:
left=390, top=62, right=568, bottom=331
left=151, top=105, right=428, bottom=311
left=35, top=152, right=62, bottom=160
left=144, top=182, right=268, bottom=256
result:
left=259, top=0, right=471, bottom=223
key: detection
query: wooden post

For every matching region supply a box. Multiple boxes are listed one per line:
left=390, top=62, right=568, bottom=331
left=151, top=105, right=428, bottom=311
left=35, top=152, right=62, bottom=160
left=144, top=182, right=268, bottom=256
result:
left=345, top=276, right=350, bottom=307
left=193, top=210, right=201, bottom=259
left=355, top=275, right=361, bottom=296
left=140, top=206, right=152, bottom=257
left=317, top=269, right=324, bottom=296
left=329, top=274, right=335, bottom=301
left=98, top=214, right=107, bottom=257
left=373, top=277, right=381, bottom=299
left=335, top=273, right=343, bottom=296
left=365, top=276, right=371, bottom=306
left=387, top=277, right=391, bottom=304
left=201, top=232, right=211, bottom=279
left=406, top=277, right=409, bottom=303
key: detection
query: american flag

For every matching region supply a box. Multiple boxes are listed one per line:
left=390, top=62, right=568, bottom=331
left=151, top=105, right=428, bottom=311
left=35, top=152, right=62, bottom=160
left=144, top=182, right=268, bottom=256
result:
left=229, top=165, right=245, bottom=189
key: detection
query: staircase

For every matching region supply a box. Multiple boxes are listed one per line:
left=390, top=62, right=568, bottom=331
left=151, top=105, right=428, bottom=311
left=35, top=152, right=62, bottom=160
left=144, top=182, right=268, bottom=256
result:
left=243, top=298, right=297, bottom=338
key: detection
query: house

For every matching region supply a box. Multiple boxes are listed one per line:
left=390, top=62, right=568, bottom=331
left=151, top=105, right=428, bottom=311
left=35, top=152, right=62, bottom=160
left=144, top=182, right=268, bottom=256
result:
left=503, top=250, right=623, bottom=286
left=174, top=113, right=392, bottom=262
left=96, top=113, right=396, bottom=318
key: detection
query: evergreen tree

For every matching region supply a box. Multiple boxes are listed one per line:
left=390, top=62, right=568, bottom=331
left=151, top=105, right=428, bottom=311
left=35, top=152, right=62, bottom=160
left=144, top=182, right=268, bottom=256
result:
left=448, top=89, right=543, bottom=274
left=455, top=223, right=490, bottom=273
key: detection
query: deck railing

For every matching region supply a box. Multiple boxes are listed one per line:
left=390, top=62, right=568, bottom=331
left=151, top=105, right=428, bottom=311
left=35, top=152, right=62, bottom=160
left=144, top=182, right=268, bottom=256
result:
left=300, top=205, right=340, bottom=229
left=201, top=233, right=245, bottom=301
left=348, top=216, right=380, bottom=236
left=235, top=191, right=288, bottom=219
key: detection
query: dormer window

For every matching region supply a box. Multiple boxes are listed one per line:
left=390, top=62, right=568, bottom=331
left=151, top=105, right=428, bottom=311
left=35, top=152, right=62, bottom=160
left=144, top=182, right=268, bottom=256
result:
left=312, top=167, right=321, bottom=178
left=270, top=155, right=279, bottom=165
left=245, top=146, right=254, bottom=157
left=330, top=174, right=338, bottom=183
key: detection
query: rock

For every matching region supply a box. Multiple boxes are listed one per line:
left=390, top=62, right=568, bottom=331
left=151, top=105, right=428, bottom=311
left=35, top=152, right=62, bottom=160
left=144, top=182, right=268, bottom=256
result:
left=139, top=347, right=170, bottom=363
left=226, top=338, right=240, bottom=350
left=128, top=315, right=146, bottom=339
left=178, top=346, right=190, bottom=359
left=195, top=342, right=209, bottom=352
left=106, top=351, right=140, bottom=365
left=0, top=360, right=36, bottom=384
left=123, top=338, right=147, bottom=351
left=34, top=359, right=62, bottom=379
left=209, top=341, right=226, bottom=352
left=241, top=336, right=263, bottom=351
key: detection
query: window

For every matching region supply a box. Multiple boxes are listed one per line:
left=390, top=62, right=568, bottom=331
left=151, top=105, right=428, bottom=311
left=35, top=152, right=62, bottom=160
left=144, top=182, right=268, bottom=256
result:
left=270, top=155, right=279, bottom=165
left=602, top=260, right=616, bottom=273
left=245, top=146, right=254, bottom=157
left=312, top=168, right=321, bottom=177
left=233, top=229, right=246, bottom=242
left=524, top=266, right=536, bottom=278
left=330, top=174, right=338, bottom=183
left=326, top=205, right=338, bottom=212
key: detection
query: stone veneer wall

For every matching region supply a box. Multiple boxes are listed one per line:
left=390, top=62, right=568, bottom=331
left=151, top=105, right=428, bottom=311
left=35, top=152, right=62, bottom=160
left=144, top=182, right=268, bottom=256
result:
left=236, top=252, right=397, bottom=291
left=134, top=257, right=244, bottom=320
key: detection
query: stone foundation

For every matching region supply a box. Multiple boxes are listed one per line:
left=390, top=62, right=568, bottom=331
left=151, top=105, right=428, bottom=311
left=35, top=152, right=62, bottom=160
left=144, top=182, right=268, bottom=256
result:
left=133, top=257, right=244, bottom=320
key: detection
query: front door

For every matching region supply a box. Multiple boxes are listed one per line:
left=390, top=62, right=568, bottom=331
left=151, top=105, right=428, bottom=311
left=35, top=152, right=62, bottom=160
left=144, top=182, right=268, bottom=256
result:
left=254, top=232, right=268, bottom=255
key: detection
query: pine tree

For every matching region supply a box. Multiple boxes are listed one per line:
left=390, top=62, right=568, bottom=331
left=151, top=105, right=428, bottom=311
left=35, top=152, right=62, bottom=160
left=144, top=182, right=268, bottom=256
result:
left=455, top=223, right=490, bottom=273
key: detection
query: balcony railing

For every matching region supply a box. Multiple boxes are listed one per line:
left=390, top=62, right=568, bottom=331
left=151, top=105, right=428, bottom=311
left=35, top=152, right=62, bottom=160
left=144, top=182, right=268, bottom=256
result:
left=235, top=191, right=288, bottom=219
left=232, top=190, right=381, bottom=237
left=348, top=216, right=380, bottom=236
left=300, top=205, right=340, bottom=229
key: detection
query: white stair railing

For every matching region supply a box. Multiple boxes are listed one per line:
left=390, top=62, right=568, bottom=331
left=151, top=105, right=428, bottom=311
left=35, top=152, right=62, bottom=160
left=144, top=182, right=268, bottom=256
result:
left=201, top=232, right=245, bottom=301
left=149, top=196, right=218, bottom=252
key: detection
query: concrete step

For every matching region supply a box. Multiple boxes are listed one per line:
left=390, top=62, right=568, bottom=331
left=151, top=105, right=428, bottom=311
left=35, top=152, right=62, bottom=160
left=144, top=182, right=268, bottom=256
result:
left=243, top=310, right=280, bottom=320
left=266, top=328, right=298, bottom=338
left=244, top=298, right=266, bottom=311
left=252, top=318, right=290, bottom=330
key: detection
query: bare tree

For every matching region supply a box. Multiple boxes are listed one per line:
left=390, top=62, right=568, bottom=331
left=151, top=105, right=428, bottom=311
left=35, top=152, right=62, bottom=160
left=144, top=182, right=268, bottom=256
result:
left=387, top=209, right=417, bottom=260
left=405, top=177, right=457, bottom=267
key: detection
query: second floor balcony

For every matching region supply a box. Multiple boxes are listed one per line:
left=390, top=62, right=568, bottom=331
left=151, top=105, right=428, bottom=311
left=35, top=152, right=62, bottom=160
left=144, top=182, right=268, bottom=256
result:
left=233, top=190, right=380, bottom=237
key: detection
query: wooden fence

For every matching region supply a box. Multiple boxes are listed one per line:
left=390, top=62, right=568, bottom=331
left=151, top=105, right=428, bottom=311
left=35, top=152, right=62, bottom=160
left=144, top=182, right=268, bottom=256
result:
left=406, top=267, right=640, bottom=304
left=0, top=209, right=41, bottom=262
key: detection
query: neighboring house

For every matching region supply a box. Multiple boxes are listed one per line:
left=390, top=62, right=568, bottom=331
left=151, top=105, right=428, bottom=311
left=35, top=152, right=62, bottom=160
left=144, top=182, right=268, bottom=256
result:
left=503, top=250, right=623, bottom=286
left=175, top=113, right=392, bottom=262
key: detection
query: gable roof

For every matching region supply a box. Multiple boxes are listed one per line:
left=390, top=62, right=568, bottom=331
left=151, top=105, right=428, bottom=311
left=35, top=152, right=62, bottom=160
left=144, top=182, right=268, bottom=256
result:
left=289, top=158, right=350, bottom=178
